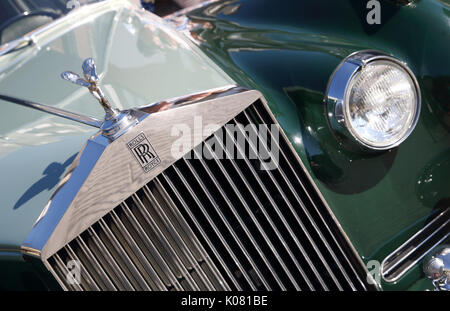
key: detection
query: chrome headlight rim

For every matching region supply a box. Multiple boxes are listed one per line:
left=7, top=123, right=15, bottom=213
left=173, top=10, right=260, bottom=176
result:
left=325, top=50, right=421, bottom=151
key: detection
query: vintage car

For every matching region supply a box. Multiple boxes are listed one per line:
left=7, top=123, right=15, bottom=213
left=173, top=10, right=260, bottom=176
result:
left=0, top=0, right=448, bottom=291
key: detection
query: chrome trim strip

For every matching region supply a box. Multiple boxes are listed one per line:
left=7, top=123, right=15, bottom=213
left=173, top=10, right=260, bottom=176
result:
left=0, top=94, right=102, bottom=128
left=0, top=1, right=126, bottom=57
left=163, top=0, right=221, bottom=19
left=137, top=84, right=243, bottom=114
left=0, top=36, right=35, bottom=57
left=381, top=208, right=450, bottom=282
left=383, top=220, right=449, bottom=276
left=20, top=246, right=41, bottom=258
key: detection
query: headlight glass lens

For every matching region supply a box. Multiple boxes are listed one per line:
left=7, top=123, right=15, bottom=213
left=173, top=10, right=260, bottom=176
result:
left=344, top=60, right=418, bottom=148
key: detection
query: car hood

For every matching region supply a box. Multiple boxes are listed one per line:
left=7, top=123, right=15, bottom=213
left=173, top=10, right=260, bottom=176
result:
left=0, top=0, right=233, bottom=250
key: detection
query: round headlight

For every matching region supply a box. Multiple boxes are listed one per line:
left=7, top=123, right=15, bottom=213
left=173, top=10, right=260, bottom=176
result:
left=326, top=51, right=421, bottom=151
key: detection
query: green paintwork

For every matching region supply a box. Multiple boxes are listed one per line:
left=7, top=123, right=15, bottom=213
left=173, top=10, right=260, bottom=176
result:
left=0, top=0, right=233, bottom=289
left=0, top=0, right=447, bottom=291
left=184, top=0, right=449, bottom=290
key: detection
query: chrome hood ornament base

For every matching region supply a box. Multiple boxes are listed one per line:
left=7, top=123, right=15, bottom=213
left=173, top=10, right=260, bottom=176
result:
left=61, top=58, right=145, bottom=140
left=0, top=58, right=145, bottom=140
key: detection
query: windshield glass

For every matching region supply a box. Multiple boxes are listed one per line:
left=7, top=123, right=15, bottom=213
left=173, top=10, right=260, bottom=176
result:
left=0, top=0, right=102, bottom=45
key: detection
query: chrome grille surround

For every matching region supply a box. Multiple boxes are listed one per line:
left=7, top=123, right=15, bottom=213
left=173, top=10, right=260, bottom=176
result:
left=23, top=86, right=373, bottom=291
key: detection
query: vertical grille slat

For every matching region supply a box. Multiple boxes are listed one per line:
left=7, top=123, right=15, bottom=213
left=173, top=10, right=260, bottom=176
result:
left=221, top=119, right=324, bottom=289
left=122, top=202, right=182, bottom=290
left=75, top=236, right=117, bottom=290
left=230, top=116, right=336, bottom=290
left=119, top=201, right=181, bottom=290
left=235, top=112, right=344, bottom=290
left=217, top=127, right=313, bottom=290
left=248, top=103, right=367, bottom=290
left=87, top=227, right=134, bottom=290
left=52, top=253, right=83, bottom=291
left=46, top=261, right=68, bottom=291
left=130, top=193, right=200, bottom=290
left=152, top=178, right=231, bottom=291
left=121, top=202, right=182, bottom=290
left=97, top=218, right=151, bottom=290
left=65, top=244, right=100, bottom=291
left=141, top=184, right=216, bottom=291
left=169, top=164, right=258, bottom=290
left=108, top=209, right=168, bottom=290
left=190, top=142, right=291, bottom=290
left=156, top=174, right=242, bottom=290
left=182, top=155, right=279, bottom=290
left=48, top=98, right=372, bottom=291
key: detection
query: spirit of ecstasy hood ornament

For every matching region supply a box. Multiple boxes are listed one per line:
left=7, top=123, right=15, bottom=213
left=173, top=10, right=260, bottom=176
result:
left=61, top=58, right=118, bottom=120
left=0, top=58, right=146, bottom=139
left=60, top=57, right=146, bottom=139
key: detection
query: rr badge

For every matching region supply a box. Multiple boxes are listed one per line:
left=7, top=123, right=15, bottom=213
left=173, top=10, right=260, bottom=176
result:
left=127, top=132, right=161, bottom=172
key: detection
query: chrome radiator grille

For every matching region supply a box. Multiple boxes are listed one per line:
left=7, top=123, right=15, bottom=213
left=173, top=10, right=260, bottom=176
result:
left=48, top=99, right=371, bottom=291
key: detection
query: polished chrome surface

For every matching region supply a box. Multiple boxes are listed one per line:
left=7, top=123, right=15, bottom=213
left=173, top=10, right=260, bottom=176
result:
left=0, top=93, right=102, bottom=128
left=61, top=57, right=148, bottom=140
left=61, top=58, right=118, bottom=120
left=22, top=86, right=260, bottom=259
left=325, top=50, right=421, bottom=151
left=32, top=88, right=373, bottom=291
left=47, top=185, right=228, bottom=290
left=423, top=247, right=450, bottom=291
left=60, top=72, right=91, bottom=88
left=0, top=35, right=35, bottom=57
left=381, top=208, right=450, bottom=282
left=82, top=58, right=99, bottom=84
left=137, top=84, right=245, bottom=114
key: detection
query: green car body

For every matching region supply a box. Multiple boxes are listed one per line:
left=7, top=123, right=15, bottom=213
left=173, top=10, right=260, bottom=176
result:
left=0, top=0, right=448, bottom=290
